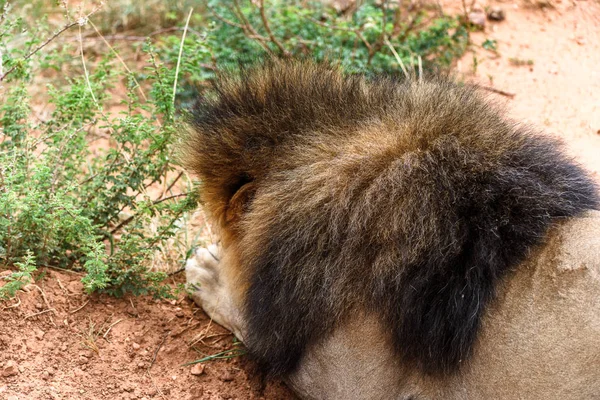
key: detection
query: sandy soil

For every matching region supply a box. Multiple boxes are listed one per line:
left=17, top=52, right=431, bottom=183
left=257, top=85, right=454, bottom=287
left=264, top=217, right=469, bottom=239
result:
left=2, top=2, right=599, bottom=399
left=456, top=0, right=600, bottom=178
left=0, top=270, right=293, bottom=400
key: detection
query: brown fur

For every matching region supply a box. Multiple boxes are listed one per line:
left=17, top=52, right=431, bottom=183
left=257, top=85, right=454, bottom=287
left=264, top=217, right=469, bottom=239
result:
left=183, top=59, right=598, bottom=383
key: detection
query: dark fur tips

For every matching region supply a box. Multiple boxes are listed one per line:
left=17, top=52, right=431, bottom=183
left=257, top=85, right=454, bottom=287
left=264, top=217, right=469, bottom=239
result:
left=186, top=60, right=599, bottom=377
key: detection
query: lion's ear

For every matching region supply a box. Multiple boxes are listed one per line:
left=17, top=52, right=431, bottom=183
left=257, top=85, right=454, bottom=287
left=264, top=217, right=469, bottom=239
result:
left=225, top=182, right=256, bottom=225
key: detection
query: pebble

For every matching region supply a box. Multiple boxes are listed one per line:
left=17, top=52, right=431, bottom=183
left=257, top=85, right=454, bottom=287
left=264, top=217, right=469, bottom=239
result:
left=79, top=350, right=95, bottom=358
left=219, top=370, right=234, bottom=382
left=487, top=6, right=506, bottom=21
left=190, top=363, right=205, bottom=376
left=122, top=381, right=135, bottom=392
left=1, top=360, right=18, bottom=377
left=132, top=342, right=141, bottom=350
left=468, top=11, right=486, bottom=27
left=34, top=329, right=45, bottom=340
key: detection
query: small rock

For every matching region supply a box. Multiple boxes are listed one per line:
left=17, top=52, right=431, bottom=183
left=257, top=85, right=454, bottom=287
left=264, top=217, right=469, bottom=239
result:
left=47, top=367, right=55, bottom=375
left=219, top=370, right=234, bottom=382
left=190, top=363, right=205, bottom=376
left=42, top=370, right=50, bottom=380
left=132, top=342, right=141, bottom=350
left=122, top=381, right=135, bottom=393
left=174, top=308, right=185, bottom=318
left=78, top=356, right=89, bottom=365
left=35, top=328, right=45, bottom=340
left=487, top=6, right=505, bottom=21
left=468, top=11, right=486, bottom=27
left=35, top=302, right=44, bottom=310
left=67, top=280, right=84, bottom=294
left=1, top=360, right=18, bottom=377
left=79, top=350, right=95, bottom=358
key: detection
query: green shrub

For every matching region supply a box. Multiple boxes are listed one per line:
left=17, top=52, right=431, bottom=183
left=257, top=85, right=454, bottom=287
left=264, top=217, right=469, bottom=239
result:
left=0, top=5, right=199, bottom=298
left=0, top=0, right=469, bottom=299
left=154, top=1, right=468, bottom=102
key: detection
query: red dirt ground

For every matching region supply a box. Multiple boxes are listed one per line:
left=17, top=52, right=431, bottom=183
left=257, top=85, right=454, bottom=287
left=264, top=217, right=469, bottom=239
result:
left=0, top=270, right=293, bottom=400
left=2, top=1, right=599, bottom=399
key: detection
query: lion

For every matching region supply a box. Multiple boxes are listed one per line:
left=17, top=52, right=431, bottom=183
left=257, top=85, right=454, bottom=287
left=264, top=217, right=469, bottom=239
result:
left=182, top=60, right=600, bottom=399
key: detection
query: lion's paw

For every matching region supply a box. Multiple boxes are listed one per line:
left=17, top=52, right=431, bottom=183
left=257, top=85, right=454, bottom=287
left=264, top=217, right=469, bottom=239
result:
left=185, top=244, right=245, bottom=340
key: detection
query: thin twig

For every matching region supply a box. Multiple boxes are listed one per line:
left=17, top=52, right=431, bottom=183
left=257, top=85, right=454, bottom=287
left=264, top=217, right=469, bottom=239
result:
left=129, top=298, right=138, bottom=316
left=188, top=319, right=213, bottom=347
left=32, top=284, right=54, bottom=311
left=368, top=0, right=390, bottom=63
left=79, top=24, right=98, bottom=106
left=149, top=332, right=170, bottom=370
left=258, top=0, right=290, bottom=56
left=168, top=266, right=186, bottom=277
left=70, top=300, right=90, bottom=314
left=173, top=8, right=194, bottom=106
left=161, top=171, right=184, bottom=199
left=88, top=20, right=148, bottom=101
left=170, top=321, right=202, bottom=337
left=207, top=4, right=246, bottom=29
left=1, top=23, right=77, bottom=81
left=480, top=85, right=516, bottom=98
left=24, top=308, right=56, bottom=319
left=109, top=192, right=189, bottom=234
left=304, top=16, right=372, bottom=52
left=0, top=4, right=103, bottom=82
left=154, top=192, right=190, bottom=205
left=146, top=371, right=167, bottom=400
left=2, top=296, right=21, bottom=310
left=103, top=318, right=123, bottom=338
left=384, top=37, right=410, bottom=79
left=44, top=265, right=84, bottom=274
left=230, top=0, right=276, bottom=56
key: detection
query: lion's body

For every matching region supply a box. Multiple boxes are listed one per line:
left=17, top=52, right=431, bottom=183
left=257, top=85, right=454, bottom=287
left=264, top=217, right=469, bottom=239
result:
left=183, top=60, right=600, bottom=399
left=287, top=211, right=600, bottom=399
